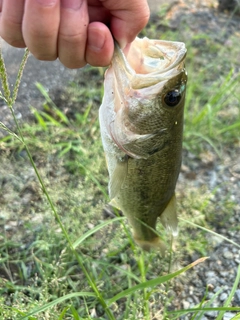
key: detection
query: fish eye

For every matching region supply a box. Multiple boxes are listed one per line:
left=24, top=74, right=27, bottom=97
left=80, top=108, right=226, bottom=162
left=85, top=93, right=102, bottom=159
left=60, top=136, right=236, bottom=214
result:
left=164, top=90, right=182, bottom=107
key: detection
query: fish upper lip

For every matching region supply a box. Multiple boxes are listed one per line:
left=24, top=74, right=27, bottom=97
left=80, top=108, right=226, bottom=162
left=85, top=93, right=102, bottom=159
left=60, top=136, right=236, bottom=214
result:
left=113, top=38, right=187, bottom=89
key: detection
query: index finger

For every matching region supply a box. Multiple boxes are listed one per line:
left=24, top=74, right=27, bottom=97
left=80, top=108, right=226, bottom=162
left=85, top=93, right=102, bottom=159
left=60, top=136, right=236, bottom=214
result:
left=94, top=0, right=150, bottom=48
left=0, top=0, right=25, bottom=47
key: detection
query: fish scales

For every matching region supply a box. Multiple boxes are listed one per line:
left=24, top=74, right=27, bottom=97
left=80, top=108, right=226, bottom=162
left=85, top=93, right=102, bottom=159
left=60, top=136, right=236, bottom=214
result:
left=99, top=37, right=187, bottom=251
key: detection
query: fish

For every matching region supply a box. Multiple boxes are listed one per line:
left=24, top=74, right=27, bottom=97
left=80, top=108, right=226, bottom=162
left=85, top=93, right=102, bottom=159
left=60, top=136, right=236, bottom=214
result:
left=99, top=37, right=187, bottom=252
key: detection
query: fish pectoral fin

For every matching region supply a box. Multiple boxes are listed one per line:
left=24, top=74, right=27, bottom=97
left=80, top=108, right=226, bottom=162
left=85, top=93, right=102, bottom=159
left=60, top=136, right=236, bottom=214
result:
left=109, top=157, right=128, bottom=200
left=160, top=194, right=178, bottom=237
left=109, top=198, right=121, bottom=210
left=122, top=132, right=166, bottom=159
left=122, top=129, right=166, bottom=159
left=111, top=123, right=156, bottom=159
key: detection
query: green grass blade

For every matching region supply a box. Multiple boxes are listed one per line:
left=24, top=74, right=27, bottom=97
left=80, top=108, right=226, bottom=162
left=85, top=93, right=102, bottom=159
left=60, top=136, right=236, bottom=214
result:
left=57, top=143, right=73, bottom=157
left=40, top=111, right=62, bottom=126
left=78, top=162, right=109, bottom=199
left=216, top=264, right=240, bottom=320
left=107, top=257, right=207, bottom=305
left=0, top=121, right=21, bottom=141
left=179, top=218, right=240, bottom=249
left=31, top=107, right=47, bottom=129
left=231, top=314, right=240, bottom=319
left=19, top=292, right=97, bottom=319
left=58, top=306, right=70, bottom=319
left=72, top=217, right=125, bottom=249
left=70, top=305, right=81, bottom=320
left=83, top=102, right=93, bottom=122
left=94, top=260, right=141, bottom=283
left=184, top=131, right=221, bottom=156
left=35, top=82, right=56, bottom=106
left=168, top=307, right=240, bottom=316
left=35, top=82, right=69, bottom=124
left=219, top=121, right=240, bottom=134
left=194, top=287, right=223, bottom=320
left=54, top=107, right=69, bottom=124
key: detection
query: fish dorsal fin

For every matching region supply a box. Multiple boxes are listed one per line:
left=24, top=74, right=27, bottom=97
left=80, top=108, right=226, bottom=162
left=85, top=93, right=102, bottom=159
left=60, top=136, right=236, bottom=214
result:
left=160, top=194, right=178, bottom=236
left=109, top=156, right=128, bottom=200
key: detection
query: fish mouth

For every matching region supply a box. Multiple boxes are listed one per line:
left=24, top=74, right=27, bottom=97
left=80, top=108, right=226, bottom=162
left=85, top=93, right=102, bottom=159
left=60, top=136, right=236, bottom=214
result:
left=113, top=37, right=187, bottom=89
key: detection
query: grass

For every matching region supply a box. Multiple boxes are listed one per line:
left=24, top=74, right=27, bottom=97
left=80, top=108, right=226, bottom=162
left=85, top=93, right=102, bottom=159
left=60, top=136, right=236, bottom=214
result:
left=0, top=9, right=240, bottom=320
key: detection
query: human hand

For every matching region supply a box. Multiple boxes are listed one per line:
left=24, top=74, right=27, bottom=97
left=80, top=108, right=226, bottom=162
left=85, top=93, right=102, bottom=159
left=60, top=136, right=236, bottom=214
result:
left=0, top=0, right=150, bottom=68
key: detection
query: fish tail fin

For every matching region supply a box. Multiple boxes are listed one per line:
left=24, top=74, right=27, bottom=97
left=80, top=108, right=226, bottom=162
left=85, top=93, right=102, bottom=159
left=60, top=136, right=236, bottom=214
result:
left=160, top=193, right=178, bottom=237
left=134, top=236, right=167, bottom=255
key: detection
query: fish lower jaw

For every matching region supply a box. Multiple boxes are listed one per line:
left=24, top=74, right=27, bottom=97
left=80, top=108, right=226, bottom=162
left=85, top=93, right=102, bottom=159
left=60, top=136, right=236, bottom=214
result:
left=133, top=235, right=166, bottom=255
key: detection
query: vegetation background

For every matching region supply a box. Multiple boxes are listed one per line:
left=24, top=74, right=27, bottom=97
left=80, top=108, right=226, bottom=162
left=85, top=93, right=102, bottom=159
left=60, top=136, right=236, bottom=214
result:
left=0, top=0, right=240, bottom=319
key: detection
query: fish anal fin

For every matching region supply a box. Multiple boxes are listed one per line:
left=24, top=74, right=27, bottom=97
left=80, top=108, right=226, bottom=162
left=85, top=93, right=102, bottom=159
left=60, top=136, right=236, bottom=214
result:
left=160, top=194, right=178, bottom=237
left=109, top=198, right=121, bottom=210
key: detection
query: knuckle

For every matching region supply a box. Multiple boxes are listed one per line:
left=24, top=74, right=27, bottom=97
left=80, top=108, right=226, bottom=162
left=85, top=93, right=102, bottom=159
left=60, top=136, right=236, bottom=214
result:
left=67, top=61, right=86, bottom=69
left=5, top=38, right=26, bottom=48
left=28, top=26, right=56, bottom=40
left=0, top=17, right=24, bottom=46
left=58, top=34, right=87, bottom=68
left=59, top=30, right=86, bottom=44
left=58, top=46, right=86, bottom=68
left=59, top=56, right=86, bottom=69
left=2, top=14, right=22, bottom=28
left=32, top=51, right=57, bottom=61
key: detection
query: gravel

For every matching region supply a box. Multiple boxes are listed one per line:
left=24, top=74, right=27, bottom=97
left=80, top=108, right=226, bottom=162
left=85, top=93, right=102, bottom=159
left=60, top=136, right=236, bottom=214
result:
left=174, top=147, right=240, bottom=319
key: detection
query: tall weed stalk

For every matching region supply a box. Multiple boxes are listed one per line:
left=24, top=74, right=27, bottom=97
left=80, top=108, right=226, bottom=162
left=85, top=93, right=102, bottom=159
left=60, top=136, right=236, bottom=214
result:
left=0, top=47, right=115, bottom=320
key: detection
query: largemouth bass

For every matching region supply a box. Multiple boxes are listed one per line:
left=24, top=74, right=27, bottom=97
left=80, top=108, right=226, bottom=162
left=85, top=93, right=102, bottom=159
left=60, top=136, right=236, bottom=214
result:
left=99, top=37, right=187, bottom=251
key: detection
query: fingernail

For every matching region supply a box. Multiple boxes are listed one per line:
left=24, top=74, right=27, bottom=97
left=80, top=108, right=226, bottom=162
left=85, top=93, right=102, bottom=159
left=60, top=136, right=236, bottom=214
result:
left=36, top=0, right=57, bottom=5
left=88, top=29, right=105, bottom=51
left=61, top=0, right=81, bottom=9
left=117, top=39, right=127, bottom=50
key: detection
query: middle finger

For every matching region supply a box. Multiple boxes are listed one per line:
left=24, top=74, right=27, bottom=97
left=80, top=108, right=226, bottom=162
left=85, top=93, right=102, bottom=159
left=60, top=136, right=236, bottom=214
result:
left=23, top=0, right=60, bottom=61
left=58, top=0, right=89, bottom=68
